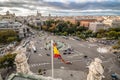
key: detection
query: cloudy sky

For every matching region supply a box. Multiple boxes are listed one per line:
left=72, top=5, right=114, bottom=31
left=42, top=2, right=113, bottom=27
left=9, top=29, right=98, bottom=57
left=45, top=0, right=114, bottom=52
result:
left=0, top=0, right=120, bottom=16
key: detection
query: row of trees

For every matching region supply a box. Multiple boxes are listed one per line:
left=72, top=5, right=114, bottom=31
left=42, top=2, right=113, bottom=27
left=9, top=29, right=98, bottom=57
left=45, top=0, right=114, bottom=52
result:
left=42, top=20, right=93, bottom=39
left=42, top=20, right=120, bottom=40
left=27, top=23, right=40, bottom=30
left=112, top=40, right=120, bottom=49
left=0, top=30, right=19, bottom=44
left=97, top=28, right=120, bottom=39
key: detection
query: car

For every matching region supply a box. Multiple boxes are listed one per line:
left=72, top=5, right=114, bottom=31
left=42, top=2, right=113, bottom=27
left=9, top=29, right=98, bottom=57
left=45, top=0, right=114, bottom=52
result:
left=63, top=49, right=74, bottom=55
left=74, top=37, right=81, bottom=41
left=67, top=48, right=74, bottom=51
left=68, top=52, right=71, bottom=54
left=65, top=61, right=72, bottom=64
left=64, top=50, right=67, bottom=52
left=46, top=54, right=50, bottom=56
left=62, top=36, right=68, bottom=39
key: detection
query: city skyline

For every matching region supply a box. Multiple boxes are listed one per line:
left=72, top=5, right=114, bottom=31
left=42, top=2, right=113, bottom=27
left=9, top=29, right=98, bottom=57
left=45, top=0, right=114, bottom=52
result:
left=0, top=0, right=120, bottom=16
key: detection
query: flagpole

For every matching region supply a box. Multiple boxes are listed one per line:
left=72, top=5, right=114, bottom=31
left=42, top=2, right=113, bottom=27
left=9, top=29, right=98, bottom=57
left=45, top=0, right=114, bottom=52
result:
left=51, top=40, right=54, bottom=78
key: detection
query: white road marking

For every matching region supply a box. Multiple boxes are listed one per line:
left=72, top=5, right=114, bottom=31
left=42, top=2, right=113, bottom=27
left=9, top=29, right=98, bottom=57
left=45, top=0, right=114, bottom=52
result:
left=60, top=66, right=65, bottom=69
left=38, top=54, right=42, bottom=56
left=88, top=44, right=97, bottom=47
left=78, top=44, right=86, bottom=47
left=30, top=59, right=84, bottom=68
left=74, top=51, right=84, bottom=55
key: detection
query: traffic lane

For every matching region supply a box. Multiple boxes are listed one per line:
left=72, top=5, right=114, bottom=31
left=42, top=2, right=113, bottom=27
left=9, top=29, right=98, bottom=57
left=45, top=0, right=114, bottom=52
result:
left=31, top=35, right=111, bottom=62
left=29, top=34, right=120, bottom=78
left=30, top=58, right=89, bottom=73
left=28, top=35, right=97, bottom=63
left=28, top=51, right=51, bottom=64
left=64, top=42, right=100, bottom=58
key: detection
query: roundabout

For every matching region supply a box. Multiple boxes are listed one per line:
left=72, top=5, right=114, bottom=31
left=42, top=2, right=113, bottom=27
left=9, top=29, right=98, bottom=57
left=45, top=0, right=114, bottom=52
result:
left=45, top=40, right=70, bottom=50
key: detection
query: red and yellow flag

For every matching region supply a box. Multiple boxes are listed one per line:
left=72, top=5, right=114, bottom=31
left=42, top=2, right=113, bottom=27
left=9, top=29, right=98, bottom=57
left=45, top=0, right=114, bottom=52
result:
left=53, top=44, right=61, bottom=58
left=53, top=43, right=71, bottom=64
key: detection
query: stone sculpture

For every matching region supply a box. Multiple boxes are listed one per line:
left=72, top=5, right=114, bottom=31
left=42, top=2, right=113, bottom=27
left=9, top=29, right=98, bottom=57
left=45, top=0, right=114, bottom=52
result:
left=87, top=58, right=104, bottom=80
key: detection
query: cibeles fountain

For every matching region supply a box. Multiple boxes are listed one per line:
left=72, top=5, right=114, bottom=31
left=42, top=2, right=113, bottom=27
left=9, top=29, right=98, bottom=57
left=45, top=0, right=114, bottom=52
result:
left=11, top=42, right=62, bottom=80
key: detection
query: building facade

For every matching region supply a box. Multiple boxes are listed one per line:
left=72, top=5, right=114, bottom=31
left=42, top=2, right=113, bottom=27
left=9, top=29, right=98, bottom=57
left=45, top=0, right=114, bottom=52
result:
left=76, top=19, right=97, bottom=27
left=0, top=20, right=29, bottom=38
left=89, top=22, right=107, bottom=32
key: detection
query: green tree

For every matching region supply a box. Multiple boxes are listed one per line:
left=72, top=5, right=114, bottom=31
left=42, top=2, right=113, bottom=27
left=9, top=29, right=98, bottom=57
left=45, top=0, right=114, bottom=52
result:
left=106, top=31, right=118, bottom=39
left=0, top=53, right=16, bottom=69
left=117, top=40, right=120, bottom=45
left=56, top=22, right=68, bottom=32
left=76, top=26, right=87, bottom=32
left=0, top=30, right=18, bottom=44
left=97, top=34, right=102, bottom=38
left=62, top=32, right=68, bottom=36
left=7, top=37, right=17, bottom=43
left=76, top=21, right=80, bottom=26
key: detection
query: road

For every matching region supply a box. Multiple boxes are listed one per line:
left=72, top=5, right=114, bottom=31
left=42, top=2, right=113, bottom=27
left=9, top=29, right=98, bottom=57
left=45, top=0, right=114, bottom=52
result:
left=25, top=31, right=120, bottom=80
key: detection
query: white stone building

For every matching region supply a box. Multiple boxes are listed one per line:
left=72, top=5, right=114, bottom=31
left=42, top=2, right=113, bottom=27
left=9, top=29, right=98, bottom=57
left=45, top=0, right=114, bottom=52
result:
left=103, top=19, right=120, bottom=28
left=0, top=20, right=29, bottom=38
left=89, top=22, right=107, bottom=32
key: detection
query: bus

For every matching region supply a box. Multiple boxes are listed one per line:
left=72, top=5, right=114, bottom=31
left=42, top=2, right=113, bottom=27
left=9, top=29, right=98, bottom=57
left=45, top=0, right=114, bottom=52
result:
left=22, top=40, right=30, bottom=47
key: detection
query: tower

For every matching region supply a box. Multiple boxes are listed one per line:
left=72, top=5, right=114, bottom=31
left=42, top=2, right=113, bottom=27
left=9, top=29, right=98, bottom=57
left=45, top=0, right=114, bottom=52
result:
left=6, top=11, right=10, bottom=15
left=48, top=13, right=51, bottom=20
left=37, top=11, right=41, bottom=17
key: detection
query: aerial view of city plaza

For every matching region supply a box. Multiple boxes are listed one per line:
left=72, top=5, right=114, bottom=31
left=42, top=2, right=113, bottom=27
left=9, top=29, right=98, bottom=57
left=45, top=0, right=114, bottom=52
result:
left=0, top=0, right=120, bottom=80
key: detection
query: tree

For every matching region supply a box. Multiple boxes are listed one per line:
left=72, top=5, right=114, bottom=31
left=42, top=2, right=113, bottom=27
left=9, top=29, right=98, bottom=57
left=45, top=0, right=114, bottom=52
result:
left=106, top=31, right=118, bottom=39
left=117, top=40, right=120, bottom=45
left=78, top=34, right=86, bottom=39
left=0, top=53, right=16, bottom=69
left=76, top=21, right=80, bottom=26
left=62, top=32, right=68, bottom=36
left=48, top=24, right=56, bottom=32
left=7, top=37, right=17, bottom=43
left=56, top=22, right=68, bottom=32
left=0, top=30, right=18, bottom=44
left=97, top=34, right=102, bottom=38
left=41, top=26, right=47, bottom=31
left=76, top=26, right=87, bottom=32
left=97, top=29, right=106, bottom=34
left=112, top=45, right=120, bottom=49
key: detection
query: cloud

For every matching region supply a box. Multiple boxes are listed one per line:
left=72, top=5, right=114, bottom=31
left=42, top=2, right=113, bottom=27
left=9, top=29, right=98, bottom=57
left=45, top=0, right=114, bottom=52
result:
left=43, top=0, right=120, bottom=3
left=0, top=0, right=120, bottom=16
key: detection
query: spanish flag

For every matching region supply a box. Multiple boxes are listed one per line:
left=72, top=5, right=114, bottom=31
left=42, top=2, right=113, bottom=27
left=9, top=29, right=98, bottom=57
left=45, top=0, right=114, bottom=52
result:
left=53, top=44, right=61, bottom=58
left=53, top=43, right=71, bottom=64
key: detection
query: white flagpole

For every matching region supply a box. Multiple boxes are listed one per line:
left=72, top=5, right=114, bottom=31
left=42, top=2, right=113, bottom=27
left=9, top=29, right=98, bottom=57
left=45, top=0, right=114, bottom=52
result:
left=51, top=40, right=54, bottom=78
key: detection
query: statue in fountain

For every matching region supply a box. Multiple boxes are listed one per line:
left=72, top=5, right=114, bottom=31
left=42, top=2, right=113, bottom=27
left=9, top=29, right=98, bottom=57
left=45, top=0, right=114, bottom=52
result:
left=14, top=47, right=32, bottom=74
left=87, top=58, right=104, bottom=80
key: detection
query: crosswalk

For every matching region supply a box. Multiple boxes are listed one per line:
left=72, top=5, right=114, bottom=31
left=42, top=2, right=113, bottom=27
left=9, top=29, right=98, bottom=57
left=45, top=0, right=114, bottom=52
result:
left=30, top=59, right=84, bottom=68
left=78, top=43, right=98, bottom=48
left=30, top=63, right=50, bottom=67
left=67, top=51, right=84, bottom=59
left=88, top=44, right=98, bottom=47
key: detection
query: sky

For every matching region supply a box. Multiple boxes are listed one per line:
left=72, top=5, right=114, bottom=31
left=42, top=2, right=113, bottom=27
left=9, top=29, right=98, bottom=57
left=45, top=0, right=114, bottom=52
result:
left=0, top=0, right=120, bottom=16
